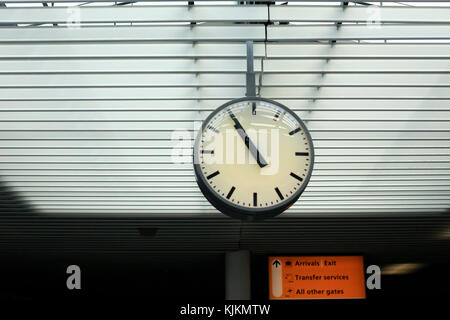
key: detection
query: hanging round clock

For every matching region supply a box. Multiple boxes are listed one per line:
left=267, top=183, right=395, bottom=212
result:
left=193, top=97, right=314, bottom=220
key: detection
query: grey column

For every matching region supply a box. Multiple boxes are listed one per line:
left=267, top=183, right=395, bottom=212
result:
left=225, top=250, right=251, bottom=300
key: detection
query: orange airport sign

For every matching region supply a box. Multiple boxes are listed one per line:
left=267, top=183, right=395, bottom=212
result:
left=269, top=256, right=366, bottom=300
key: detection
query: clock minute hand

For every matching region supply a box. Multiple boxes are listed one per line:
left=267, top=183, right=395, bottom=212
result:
left=228, top=110, right=268, bottom=168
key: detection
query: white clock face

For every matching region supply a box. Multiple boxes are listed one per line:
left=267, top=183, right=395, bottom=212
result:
left=194, top=98, right=314, bottom=219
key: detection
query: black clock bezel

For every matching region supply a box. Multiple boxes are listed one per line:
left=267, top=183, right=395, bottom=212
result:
left=193, top=97, right=315, bottom=221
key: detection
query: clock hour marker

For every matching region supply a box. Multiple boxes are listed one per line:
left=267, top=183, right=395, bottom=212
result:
left=201, top=150, right=214, bottom=154
left=289, top=127, right=301, bottom=135
left=252, top=102, right=256, bottom=115
left=226, top=186, right=236, bottom=199
left=273, top=110, right=281, bottom=121
left=275, top=187, right=284, bottom=200
left=290, top=172, right=303, bottom=182
left=206, top=170, right=220, bottom=180
left=295, top=152, right=309, bottom=156
left=206, top=125, right=219, bottom=133
left=253, top=192, right=257, bottom=207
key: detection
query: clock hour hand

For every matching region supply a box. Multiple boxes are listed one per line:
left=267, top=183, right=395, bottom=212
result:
left=228, top=110, right=268, bottom=168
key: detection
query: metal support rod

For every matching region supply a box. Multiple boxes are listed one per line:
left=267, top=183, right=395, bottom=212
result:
left=225, top=250, right=251, bottom=300
left=246, top=41, right=256, bottom=97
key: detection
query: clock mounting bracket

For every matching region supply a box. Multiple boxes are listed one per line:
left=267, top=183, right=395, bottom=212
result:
left=246, top=40, right=257, bottom=98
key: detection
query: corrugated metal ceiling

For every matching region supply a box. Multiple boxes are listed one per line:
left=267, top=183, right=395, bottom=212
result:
left=1, top=1, right=450, bottom=217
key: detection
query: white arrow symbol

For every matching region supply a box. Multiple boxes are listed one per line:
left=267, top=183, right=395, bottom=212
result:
left=271, top=259, right=283, bottom=297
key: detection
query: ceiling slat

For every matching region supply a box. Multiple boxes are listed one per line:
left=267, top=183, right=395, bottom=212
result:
left=267, top=43, right=450, bottom=59
left=0, top=43, right=266, bottom=59
left=2, top=59, right=450, bottom=74
left=0, top=5, right=268, bottom=24
left=2, top=87, right=450, bottom=100
left=270, top=5, right=450, bottom=23
left=0, top=99, right=448, bottom=111
left=0, top=2, right=449, bottom=221
left=2, top=43, right=449, bottom=60
left=268, top=25, right=450, bottom=41
left=0, top=25, right=265, bottom=42
left=3, top=73, right=450, bottom=87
